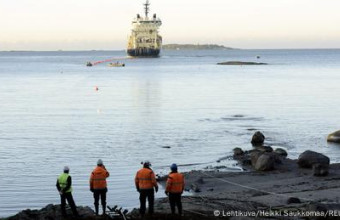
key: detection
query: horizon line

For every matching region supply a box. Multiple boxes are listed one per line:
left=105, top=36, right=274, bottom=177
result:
left=1, top=48, right=340, bottom=52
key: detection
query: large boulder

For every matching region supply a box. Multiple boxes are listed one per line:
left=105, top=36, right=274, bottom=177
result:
left=327, top=130, right=340, bottom=143
left=256, top=145, right=273, bottom=153
left=233, top=147, right=244, bottom=157
left=251, top=131, right=265, bottom=146
left=274, top=148, right=288, bottom=157
left=250, top=150, right=263, bottom=166
left=233, top=152, right=251, bottom=166
left=254, top=153, right=276, bottom=171
left=297, top=150, right=330, bottom=168
left=239, top=154, right=252, bottom=166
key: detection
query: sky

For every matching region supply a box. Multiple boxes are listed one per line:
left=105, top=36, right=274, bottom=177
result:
left=0, top=0, right=340, bottom=50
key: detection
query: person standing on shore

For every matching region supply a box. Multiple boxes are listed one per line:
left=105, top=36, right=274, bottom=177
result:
left=165, top=163, right=185, bottom=215
left=135, top=161, right=158, bottom=216
left=90, top=159, right=110, bottom=216
left=56, top=166, right=79, bottom=218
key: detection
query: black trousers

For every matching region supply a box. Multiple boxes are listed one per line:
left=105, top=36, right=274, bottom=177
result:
left=139, top=189, right=154, bottom=214
left=60, top=192, right=78, bottom=217
left=93, top=189, right=107, bottom=206
left=169, top=193, right=182, bottom=215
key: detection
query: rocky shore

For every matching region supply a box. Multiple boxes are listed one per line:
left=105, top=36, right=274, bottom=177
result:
left=157, top=160, right=340, bottom=219
left=155, top=131, right=340, bottom=219
left=4, top=131, right=340, bottom=220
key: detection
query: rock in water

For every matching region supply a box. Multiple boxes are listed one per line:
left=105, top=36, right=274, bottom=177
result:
left=274, top=148, right=288, bottom=157
left=254, top=153, right=275, bottom=171
left=251, top=131, right=265, bottom=146
left=233, top=147, right=244, bottom=156
left=327, top=130, right=340, bottom=143
left=297, top=150, right=330, bottom=168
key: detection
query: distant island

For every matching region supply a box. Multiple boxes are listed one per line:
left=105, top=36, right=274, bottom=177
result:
left=162, top=44, right=235, bottom=50
left=217, top=61, right=267, bottom=65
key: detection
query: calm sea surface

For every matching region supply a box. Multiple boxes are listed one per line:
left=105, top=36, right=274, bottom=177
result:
left=0, top=49, right=340, bottom=217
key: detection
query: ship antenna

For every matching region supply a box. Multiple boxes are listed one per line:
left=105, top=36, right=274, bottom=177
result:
left=144, top=0, right=150, bottom=17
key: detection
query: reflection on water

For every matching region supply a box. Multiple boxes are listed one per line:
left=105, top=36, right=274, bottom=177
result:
left=132, top=77, right=162, bottom=120
left=0, top=49, right=340, bottom=217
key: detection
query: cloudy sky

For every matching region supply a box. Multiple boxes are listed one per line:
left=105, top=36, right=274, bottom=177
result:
left=1, top=0, right=340, bottom=50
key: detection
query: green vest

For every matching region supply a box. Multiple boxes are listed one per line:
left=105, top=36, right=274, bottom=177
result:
left=58, top=173, right=72, bottom=193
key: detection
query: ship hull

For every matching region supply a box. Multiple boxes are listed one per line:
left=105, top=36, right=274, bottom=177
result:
left=127, top=48, right=160, bottom=57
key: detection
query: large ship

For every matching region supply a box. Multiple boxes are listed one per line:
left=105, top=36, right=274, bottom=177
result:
left=127, top=0, right=162, bottom=57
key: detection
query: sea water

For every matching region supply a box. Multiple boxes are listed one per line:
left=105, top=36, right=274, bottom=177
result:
left=0, top=49, right=340, bottom=217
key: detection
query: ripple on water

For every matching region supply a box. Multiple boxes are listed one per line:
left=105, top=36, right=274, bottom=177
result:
left=2, top=49, right=340, bottom=217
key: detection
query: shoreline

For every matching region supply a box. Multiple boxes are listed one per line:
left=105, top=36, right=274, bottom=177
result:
left=5, top=156, right=340, bottom=219
left=156, top=158, right=340, bottom=217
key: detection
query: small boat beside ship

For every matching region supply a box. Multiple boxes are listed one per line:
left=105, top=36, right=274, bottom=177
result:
left=86, top=60, right=125, bottom=67
left=107, top=62, right=125, bottom=67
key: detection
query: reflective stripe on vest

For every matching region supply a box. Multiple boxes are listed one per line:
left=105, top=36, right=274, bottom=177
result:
left=58, top=173, right=72, bottom=193
left=90, top=166, right=109, bottom=190
left=92, top=178, right=107, bottom=181
left=135, top=168, right=156, bottom=190
left=138, top=178, right=152, bottom=180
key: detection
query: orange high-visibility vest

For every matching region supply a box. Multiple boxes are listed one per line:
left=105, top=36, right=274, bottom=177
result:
left=166, top=172, right=184, bottom=193
left=90, top=166, right=110, bottom=190
left=135, top=168, right=157, bottom=190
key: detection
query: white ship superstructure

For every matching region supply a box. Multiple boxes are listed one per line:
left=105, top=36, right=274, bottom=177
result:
left=127, top=0, right=162, bottom=57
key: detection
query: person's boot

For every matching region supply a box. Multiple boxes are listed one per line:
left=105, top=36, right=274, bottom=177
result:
left=102, top=204, right=106, bottom=215
left=61, top=209, right=67, bottom=219
left=71, top=206, right=79, bottom=218
left=94, top=204, right=99, bottom=216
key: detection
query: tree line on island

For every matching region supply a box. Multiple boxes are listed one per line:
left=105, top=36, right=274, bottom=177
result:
left=162, top=44, right=235, bottom=50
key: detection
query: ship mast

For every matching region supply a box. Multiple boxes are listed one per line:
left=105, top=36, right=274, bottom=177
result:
left=144, top=0, right=150, bottom=18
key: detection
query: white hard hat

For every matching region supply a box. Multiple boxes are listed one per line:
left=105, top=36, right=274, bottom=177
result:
left=63, top=166, right=70, bottom=172
left=97, top=159, right=103, bottom=165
